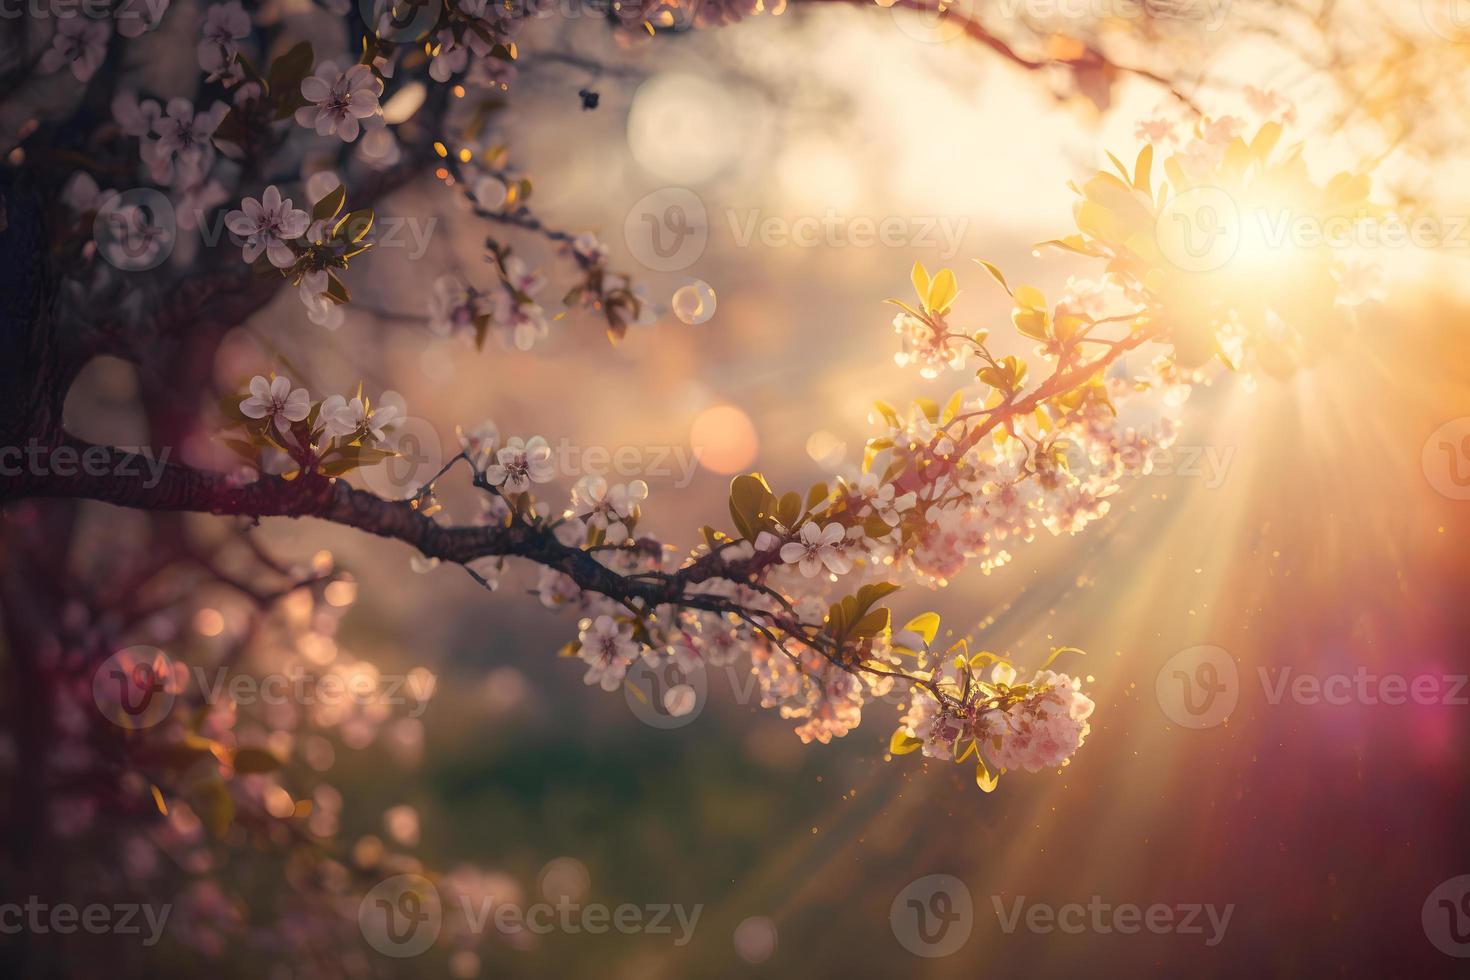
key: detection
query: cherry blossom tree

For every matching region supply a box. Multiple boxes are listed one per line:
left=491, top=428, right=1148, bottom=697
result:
left=0, top=0, right=1422, bottom=973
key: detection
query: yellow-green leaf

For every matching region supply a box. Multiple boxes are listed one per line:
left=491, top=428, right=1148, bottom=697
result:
left=312, top=184, right=346, bottom=223
left=902, top=612, right=942, bottom=647
left=889, top=727, right=923, bottom=756
left=911, top=261, right=931, bottom=307
left=927, top=267, right=958, bottom=315
left=974, top=258, right=1012, bottom=295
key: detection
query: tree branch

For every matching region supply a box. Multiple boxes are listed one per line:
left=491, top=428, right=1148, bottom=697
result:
left=0, top=438, right=774, bottom=616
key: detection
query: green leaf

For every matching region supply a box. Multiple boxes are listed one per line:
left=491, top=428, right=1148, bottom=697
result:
left=312, top=184, right=346, bottom=223
left=806, top=482, right=830, bottom=512
left=729, top=473, right=776, bottom=541
left=883, top=298, right=925, bottom=321
left=826, top=600, right=848, bottom=639
left=974, top=259, right=1012, bottom=295
left=851, top=607, right=891, bottom=638
left=855, top=581, right=900, bottom=612
left=325, top=272, right=351, bottom=305
left=777, top=490, right=802, bottom=528
left=268, top=41, right=315, bottom=120
left=1041, top=645, right=1086, bottom=671
left=333, top=208, right=374, bottom=243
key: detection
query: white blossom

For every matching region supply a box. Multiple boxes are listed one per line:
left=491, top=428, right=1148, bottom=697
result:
left=484, top=436, right=554, bottom=493
left=779, top=522, right=852, bottom=578
left=198, top=1, right=250, bottom=83
left=224, top=186, right=308, bottom=268
left=295, top=62, right=382, bottom=142
left=239, top=375, right=310, bottom=429
left=142, top=99, right=228, bottom=186
left=320, top=395, right=398, bottom=442
left=577, top=616, right=639, bottom=692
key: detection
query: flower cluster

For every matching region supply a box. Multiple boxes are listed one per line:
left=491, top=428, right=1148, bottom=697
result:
left=225, top=374, right=403, bottom=479
left=224, top=183, right=375, bottom=327
left=295, top=62, right=384, bottom=142
left=428, top=250, right=549, bottom=351
left=427, top=0, right=519, bottom=84
left=896, top=654, right=1094, bottom=782
left=39, top=0, right=174, bottom=82
left=206, top=116, right=1368, bottom=788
